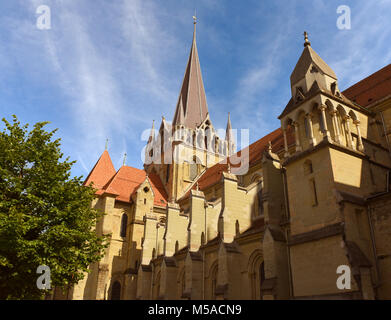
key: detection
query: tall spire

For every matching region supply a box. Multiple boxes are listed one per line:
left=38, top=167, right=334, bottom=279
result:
left=172, top=16, right=209, bottom=129
left=225, top=112, right=232, bottom=142
left=148, top=120, right=155, bottom=144
left=225, top=112, right=234, bottom=155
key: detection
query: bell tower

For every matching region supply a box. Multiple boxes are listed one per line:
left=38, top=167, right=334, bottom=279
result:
left=144, top=17, right=234, bottom=201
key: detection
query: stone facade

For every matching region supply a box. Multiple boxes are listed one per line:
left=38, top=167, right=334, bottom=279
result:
left=59, top=27, right=391, bottom=300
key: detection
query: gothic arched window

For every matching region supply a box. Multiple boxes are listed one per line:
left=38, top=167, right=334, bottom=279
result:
left=303, top=159, right=313, bottom=175
left=189, top=156, right=200, bottom=181
left=257, top=187, right=264, bottom=216
left=175, top=240, right=179, bottom=253
left=235, top=220, right=240, bottom=235
left=319, top=111, right=325, bottom=133
left=120, top=213, right=128, bottom=238
left=304, top=117, right=310, bottom=138
left=201, top=232, right=205, bottom=245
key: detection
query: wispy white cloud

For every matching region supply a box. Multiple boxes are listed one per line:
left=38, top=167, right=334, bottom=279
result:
left=324, top=1, right=391, bottom=88
left=1, top=0, right=390, bottom=177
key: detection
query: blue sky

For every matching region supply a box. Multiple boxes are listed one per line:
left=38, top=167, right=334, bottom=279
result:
left=1, top=0, right=391, bottom=178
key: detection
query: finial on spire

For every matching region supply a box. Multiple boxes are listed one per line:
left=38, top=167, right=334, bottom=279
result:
left=304, top=31, right=311, bottom=47
left=123, top=152, right=127, bottom=166
left=193, top=9, right=197, bottom=24
left=105, top=138, right=109, bottom=150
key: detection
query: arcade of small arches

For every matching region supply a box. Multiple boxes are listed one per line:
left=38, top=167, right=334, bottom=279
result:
left=280, top=98, right=365, bottom=155
left=173, top=124, right=235, bottom=156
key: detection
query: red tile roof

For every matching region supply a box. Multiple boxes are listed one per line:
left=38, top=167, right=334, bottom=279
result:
left=83, top=150, right=116, bottom=190
left=104, top=166, right=168, bottom=206
left=181, top=127, right=295, bottom=199
left=343, top=64, right=391, bottom=107
left=85, top=151, right=167, bottom=207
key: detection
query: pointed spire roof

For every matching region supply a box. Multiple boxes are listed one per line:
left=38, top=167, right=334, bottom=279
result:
left=83, top=150, right=116, bottom=190
left=172, top=18, right=209, bottom=129
left=177, top=100, right=185, bottom=124
left=290, top=32, right=337, bottom=86
left=148, top=120, right=155, bottom=144
left=225, top=112, right=232, bottom=142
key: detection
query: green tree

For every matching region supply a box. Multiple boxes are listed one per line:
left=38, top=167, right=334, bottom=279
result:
left=0, top=116, right=109, bottom=299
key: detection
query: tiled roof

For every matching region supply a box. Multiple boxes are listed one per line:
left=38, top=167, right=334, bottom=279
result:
left=103, top=166, right=146, bottom=202
left=83, top=150, right=116, bottom=190
left=342, top=64, right=391, bottom=107
left=148, top=172, right=169, bottom=206
left=290, top=45, right=337, bottom=85
left=85, top=152, right=167, bottom=207
left=180, top=127, right=295, bottom=199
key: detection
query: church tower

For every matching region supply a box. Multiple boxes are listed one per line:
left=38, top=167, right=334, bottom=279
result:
left=279, top=32, right=391, bottom=299
left=144, top=17, right=234, bottom=201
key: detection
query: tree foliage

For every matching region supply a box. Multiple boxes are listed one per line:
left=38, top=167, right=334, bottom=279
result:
left=0, top=116, right=108, bottom=299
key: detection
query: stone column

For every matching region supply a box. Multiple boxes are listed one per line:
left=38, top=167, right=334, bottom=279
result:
left=282, top=128, right=289, bottom=157
left=343, top=116, right=353, bottom=149
left=306, top=113, right=316, bottom=146
left=354, top=120, right=364, bottom=151
left=319, top=105, right=330, bottom=138
left=330, top=110, right=342, bottom=144
left=293, top=121, right=302, bottom=152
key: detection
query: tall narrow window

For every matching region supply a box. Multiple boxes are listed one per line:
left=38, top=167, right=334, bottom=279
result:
left=257, top=187, right=264, bottom=216
left=310, top=178, right=318, bottom=206
left=120, top=214, right=128, bottom=238
left=235, top=220, right=240, bottom=235
left=304, top=117, right=310, bottom=138
left=189, top=156, right=199, bottom=180
left=303, top=159, right=313, bottom=175
left=189, top=162, right=197, bottom=180
left=319, top=112, right=325, bottom=133
left=197, top=132, right=204, bottom=149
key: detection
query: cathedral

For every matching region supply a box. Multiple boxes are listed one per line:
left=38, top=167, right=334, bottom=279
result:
left=60, top=21, right=391, bottom=299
